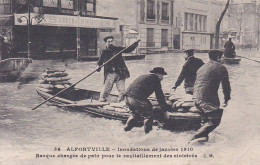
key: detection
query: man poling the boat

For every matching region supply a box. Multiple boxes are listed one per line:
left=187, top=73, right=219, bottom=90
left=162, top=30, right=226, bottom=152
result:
left=172, top=49, right=204, bottom=95
left=124, top=67, right=171, bottom=133
left=96, top=36, right=141, bottom=103
left=32, top=39, right=141, bottom=110
left=190, top=50, right=231, bottom=143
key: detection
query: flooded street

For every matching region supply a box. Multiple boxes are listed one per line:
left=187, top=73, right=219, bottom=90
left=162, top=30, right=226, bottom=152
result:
left=0, top=51, right=260, bottom=165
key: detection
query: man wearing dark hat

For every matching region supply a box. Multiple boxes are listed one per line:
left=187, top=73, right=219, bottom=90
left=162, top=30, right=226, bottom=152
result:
left=172, top=49, right=204, bottom=95
left=224, top=38, right=236, bottom=58
left=97, top=36, right=140, bottom=102
left=190, top=50, right=231, bottom=143
left=124, top=67, right=170, bottom=133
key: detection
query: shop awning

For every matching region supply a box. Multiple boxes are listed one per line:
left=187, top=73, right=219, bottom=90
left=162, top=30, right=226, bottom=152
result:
left=14, top=13, right=116, bottom=29
left=0, top=15, right=13, bottom=26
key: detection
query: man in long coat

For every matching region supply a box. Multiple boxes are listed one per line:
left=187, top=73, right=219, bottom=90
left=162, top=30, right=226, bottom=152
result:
left=0, top=35, right=8, bottom=60
left=124, top=67, right=170, bottom=133
left=191, top=50, right=231, bottom=143
left=172, top=49, right=204, bottom=95
left=224, top=38, right=236, bottom=58
left=97, top=36, right=140, bottom=102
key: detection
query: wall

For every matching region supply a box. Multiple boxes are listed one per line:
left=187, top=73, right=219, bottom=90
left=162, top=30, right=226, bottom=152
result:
left=95, top=0, right=139, bottom=54
left=174, top=0, right=225, bottom=49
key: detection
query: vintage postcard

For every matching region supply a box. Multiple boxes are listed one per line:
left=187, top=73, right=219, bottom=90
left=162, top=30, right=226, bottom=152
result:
left=0, top=0, right=259, bottom=164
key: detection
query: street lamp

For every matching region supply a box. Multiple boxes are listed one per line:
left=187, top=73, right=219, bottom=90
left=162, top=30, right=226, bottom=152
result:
left=16, top=0, right=44, bottom=58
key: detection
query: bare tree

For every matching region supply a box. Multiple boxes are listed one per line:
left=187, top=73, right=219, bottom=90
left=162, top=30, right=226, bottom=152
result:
left=215, top=0, right=230, bottom=49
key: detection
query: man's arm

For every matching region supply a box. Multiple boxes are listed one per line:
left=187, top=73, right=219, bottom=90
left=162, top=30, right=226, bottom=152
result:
left=96, top=51, right=105, bottom=72
left=221, top=67, right=231, bottom=105
left=154, top=80, right=168, bottom=111
left=173, top=63, right=188, bottom=89
left=111, top=40, right=140, bottom=53
left=231, top=42, right=235, bottom=50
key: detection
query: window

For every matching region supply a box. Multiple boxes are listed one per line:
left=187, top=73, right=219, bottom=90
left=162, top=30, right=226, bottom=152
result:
left=147, top=28, right=154, bottom=47
left=161, top=29, right=168, bottom=46
left=184, top=13, right=188, bottom=30
left=86, top=0, right=95, bottom=15
left=61, top=0, right=74, bottom=9
left=140, top=0, right=145, bottom=22
left=184, top=13, right=207, bottom=32
left=202, top=16, right=207, bottom=31
left=161, top=2, right=169, bottom=21
left=0, top=0, right=11, bottom=14
left=189, top=14, right=193, bottom=31
left=194, top=14, right=198, bottom=31
left=43, top=0, right=58, bottom=7
left=147, top=0, right=155, bottom=20
left=199, top=15, right=202, bottom=31
left=17, top=0, right=26, bottom=4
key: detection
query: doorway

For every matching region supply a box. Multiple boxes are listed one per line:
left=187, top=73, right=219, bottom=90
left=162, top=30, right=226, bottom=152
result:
left=80, top=28, right=97, bottom=58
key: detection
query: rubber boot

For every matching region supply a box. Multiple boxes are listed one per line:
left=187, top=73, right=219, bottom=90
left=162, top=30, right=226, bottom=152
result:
left=124, top=115, right=137, bottom=132
left=144, top=118, right=153, bottom=134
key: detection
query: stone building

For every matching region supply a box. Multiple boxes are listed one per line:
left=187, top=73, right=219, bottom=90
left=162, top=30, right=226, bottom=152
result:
left=174, top=0, right=225, bottom=50
left=99, top=0, right=227, bottom=51
left=97, top=0, right=175, bottom=53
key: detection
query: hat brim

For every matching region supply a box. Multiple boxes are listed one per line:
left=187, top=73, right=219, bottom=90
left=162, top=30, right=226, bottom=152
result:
left=149, top=70, right=167, bottom=75
left=104, top=36, right=114, bottom=42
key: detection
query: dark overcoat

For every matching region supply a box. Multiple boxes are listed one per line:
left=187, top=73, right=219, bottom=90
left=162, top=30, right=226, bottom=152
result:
left=175, top=56, right=204, bottom=88
left=193, top=60, right=231, bottom=107
left=97, top=43, right=138, bottom=83
left=125, top=74, right=167, bottom=109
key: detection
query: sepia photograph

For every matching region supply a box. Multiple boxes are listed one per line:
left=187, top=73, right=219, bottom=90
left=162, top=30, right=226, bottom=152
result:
left=0, top=0, right=259, bottom=164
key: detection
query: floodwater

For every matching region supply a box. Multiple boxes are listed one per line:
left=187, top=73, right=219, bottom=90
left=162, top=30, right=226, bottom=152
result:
left=0, top=51, right=259, bottom=165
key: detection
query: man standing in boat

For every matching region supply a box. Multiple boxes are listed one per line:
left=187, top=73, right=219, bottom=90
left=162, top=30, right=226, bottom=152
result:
left=124, top=67, right=170, bottom=133
left=97, top=36, right=140, bottom=102
left=172, top=49, right=204, bottom=95
left=0, top=35, right=8, bottom=60
left=224, top=38, right=236, bottom=58
left=190, top=50, right=231, bottom=143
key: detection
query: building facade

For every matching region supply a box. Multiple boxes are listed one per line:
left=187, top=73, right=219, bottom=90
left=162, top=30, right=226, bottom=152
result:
left=0, top=0, right=117, bottom=59
left=174, top=0, right=225, bottom=50
left=96, top=0, right=175, bottom=52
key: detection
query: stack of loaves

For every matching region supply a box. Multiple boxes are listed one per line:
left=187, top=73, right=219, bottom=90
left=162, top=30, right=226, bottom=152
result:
left=38, top=69, right=73, bottom=93
left=167, top=94, right=199, bottom=113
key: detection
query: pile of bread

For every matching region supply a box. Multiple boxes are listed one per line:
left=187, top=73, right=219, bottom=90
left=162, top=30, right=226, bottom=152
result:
left=38, top=69, right=73, bottom=93
left=167, top=94, right=199, bottom=113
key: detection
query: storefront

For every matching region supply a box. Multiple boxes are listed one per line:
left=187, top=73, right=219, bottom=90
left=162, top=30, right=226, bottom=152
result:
left=13, top=13, right=117, bottom=59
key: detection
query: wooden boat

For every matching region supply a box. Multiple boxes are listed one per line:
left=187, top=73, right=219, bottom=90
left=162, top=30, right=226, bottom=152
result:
left=220, top=56, right=241, bottom=64
left=0, top=58, right=32, bottom=82
left=36, top=88, right=203, bottom=131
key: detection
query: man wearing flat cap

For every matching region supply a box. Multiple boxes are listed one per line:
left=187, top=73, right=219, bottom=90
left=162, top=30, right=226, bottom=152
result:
left=124, top=67, right=170, bottom=133
left=172, top=49, right=204, bottom=95
left=190, top=50, right=231, bottom=143
left=97, top=36, right=140, bottom=102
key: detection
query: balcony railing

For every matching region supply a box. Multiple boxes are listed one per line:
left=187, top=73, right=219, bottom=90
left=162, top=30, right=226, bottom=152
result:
left=147, top=42, right=155, bottom=47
